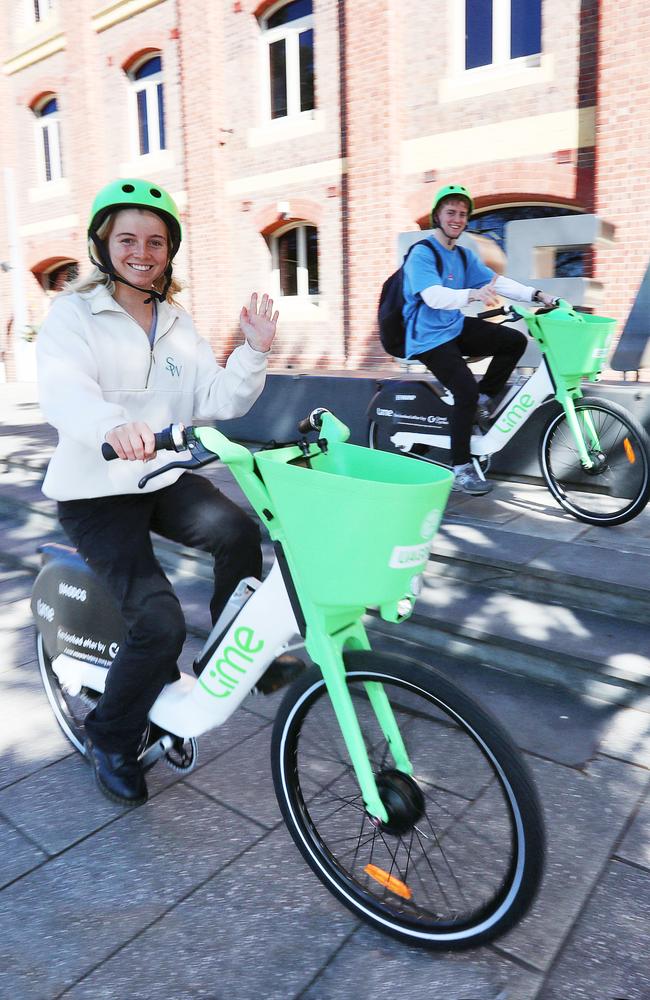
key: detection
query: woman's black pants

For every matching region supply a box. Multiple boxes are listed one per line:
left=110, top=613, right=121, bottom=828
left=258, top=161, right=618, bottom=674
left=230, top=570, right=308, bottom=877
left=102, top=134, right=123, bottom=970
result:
left=57, top=473, right=262, bottom=754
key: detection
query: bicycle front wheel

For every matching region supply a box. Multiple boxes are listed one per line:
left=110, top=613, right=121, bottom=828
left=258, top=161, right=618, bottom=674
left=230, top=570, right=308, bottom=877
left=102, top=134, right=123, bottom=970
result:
left=272, top=651, right=544, bottom=949
left=540, top=397, right=650, bottom=525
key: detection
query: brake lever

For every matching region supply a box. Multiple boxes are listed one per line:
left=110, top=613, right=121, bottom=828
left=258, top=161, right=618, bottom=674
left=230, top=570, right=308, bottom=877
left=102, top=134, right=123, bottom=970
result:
left=138, top=427, right=220, bottom=489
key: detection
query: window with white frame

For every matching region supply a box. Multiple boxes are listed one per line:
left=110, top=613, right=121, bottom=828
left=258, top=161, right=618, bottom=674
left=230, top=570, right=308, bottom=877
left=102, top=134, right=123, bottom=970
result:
left=33, top=96, right=63, bottom=183
left=260, top=1, right=314, bottom=121
left=464, top=0, right=541, bottom=71
left=271, top=224, right=319, bottom=298
left=128, top=54, right=166, bottom=156
left=32, top=0, right=54, bottom=23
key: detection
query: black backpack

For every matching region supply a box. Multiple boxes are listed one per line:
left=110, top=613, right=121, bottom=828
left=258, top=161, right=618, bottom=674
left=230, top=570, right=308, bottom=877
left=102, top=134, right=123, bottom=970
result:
left=377, top=240, right=467, bottom=357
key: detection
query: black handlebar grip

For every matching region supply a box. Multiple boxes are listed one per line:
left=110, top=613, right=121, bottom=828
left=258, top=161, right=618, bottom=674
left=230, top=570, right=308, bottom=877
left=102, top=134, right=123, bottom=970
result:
left=477, top=306, right=510, bottom=320
left=101, top=424, right=179, bottom=461
left=298, top=407, right=329, bottom=435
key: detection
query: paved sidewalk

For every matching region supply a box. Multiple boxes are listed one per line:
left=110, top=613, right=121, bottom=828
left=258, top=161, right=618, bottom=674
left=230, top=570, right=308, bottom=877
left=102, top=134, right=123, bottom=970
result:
left=1, top=382, right=649, bottom=999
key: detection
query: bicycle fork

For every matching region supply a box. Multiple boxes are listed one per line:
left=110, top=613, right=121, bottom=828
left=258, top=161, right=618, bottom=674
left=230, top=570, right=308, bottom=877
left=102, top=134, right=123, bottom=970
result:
left=560, top=391, right=600, bottom=468
left=304, top=612, right=413, bottom=826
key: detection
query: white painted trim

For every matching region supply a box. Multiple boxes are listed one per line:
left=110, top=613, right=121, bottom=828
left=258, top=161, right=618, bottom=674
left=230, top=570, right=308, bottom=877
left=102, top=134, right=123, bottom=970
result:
left=439, top=53, right=553, bottom=102
left=19, top=214, right=80, bottom=237
left=92, top=0, right=167, bottom=33
left=3, top=32, right=65, bottom=75
left=226, top=156, right=345, bottom=195
left=118, top=147, right=176, bottom=176
left=247, top=109, right=324, bottom=147
left=28, top=177, right=70, bottom=203
left=401, top=107, right=596, bottom=174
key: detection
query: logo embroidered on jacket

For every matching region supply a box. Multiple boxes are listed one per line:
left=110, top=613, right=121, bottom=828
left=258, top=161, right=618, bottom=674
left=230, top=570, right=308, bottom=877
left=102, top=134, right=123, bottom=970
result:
left=165, top=356, right=183, bottom=377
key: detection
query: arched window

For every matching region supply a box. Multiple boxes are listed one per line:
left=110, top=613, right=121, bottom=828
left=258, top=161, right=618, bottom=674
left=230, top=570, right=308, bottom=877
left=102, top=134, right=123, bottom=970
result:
left=260, top=1, right=314, bottom=121
left=128, top=54, right=166, bottom=156
left=467, top=205, right=585, bottom=276
left=33, top=259, right=79, bottom=292
left=33, top=95, right=63, bottom=183
left=271, top=223, right=319, bottom=298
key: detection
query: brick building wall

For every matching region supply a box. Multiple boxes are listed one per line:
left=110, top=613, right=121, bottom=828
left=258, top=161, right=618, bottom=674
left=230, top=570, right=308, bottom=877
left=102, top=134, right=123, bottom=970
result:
left=595, top=0, right=650, bottom=345
left=0, top=0, right=647, bottom=382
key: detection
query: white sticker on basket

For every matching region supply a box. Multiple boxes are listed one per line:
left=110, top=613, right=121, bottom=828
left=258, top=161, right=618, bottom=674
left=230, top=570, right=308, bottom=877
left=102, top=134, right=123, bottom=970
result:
left=420, top=509, right=442, bottom=539
left=389, top=542, right=431, bottom=569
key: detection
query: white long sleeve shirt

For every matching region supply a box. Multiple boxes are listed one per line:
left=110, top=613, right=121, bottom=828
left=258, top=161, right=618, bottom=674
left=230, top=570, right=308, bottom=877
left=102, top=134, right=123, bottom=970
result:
left=420, top=275, right=537, bottom=310
left=37, top=285, right=268, bottom=500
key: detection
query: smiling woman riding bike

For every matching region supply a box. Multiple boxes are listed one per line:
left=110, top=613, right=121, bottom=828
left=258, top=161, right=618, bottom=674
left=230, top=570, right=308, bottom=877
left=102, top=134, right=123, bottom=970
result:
left=35, top=178, right=291, bottom=807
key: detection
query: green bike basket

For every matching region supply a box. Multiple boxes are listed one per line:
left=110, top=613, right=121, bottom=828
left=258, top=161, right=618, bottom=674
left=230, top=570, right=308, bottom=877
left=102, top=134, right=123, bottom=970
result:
left=255, top=442, right=453, bottom=610
left=534, top=307, right=616, bottom=382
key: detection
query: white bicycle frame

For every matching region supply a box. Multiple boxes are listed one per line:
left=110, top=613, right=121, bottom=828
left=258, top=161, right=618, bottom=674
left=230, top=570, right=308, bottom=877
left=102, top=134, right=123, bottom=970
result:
left=51, top=558, right=301, bottom=739
left=386, top=360, right=555, bottom=463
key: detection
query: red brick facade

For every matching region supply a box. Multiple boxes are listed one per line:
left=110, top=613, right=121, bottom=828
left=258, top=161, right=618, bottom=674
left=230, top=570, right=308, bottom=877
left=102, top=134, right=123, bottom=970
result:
left=0, top=0, right=647, bottom=381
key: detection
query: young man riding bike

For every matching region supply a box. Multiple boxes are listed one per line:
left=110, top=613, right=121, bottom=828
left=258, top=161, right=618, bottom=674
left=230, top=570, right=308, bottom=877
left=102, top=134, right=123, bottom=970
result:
left=402, top=183, right=555, bottom=495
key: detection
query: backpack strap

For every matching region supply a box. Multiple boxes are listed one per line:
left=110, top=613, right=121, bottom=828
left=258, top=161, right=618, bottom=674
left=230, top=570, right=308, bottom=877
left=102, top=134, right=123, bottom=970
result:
left=402, top=239, right=442, bottom=346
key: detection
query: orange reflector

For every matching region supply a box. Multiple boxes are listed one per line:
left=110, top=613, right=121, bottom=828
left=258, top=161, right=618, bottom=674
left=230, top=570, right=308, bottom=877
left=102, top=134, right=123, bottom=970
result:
left=364, top=864, right=412, bottom=900
left=623, top=438, right=636, bottom=464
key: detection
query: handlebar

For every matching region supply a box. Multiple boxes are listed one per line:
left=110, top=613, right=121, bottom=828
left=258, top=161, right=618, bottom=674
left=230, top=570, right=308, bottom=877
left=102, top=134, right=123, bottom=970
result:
left=297, top=407, right=329, bottom=435
left=476, top=306, right=511, bottom=320
left=101, top=423, right=186, bottom=461
left=477, top=298, right=564, bottom=322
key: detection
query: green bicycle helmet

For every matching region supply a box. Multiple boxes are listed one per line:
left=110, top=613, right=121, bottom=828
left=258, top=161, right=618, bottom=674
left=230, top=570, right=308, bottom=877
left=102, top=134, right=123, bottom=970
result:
left=88, top=178, right=182, bottom=302
left=431, top=183, right=474, bottom=226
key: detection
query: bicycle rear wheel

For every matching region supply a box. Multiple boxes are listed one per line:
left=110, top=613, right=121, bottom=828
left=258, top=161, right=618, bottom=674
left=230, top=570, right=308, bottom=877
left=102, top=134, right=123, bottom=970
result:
left=272, top=650, right=544, bottom=949
left=37, top=633, right=93, bottom=755
left=540, top=397, right=650, bottom=525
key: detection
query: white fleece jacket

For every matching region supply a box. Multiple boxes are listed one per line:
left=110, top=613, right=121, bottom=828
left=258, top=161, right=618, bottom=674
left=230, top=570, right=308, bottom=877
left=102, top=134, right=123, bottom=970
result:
left=37, top=286, right=268, bottom=500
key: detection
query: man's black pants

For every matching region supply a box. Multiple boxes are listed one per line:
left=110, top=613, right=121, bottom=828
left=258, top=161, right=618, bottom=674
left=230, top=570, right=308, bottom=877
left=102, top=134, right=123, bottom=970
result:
left=414, top=317, right=527, bottom=466
left=58, top=473, right=262, bottom=754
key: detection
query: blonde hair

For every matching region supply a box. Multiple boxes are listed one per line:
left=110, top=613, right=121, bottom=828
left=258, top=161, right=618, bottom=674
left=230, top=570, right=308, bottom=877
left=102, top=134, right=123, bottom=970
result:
left=64, top=210, right=183, bottom=305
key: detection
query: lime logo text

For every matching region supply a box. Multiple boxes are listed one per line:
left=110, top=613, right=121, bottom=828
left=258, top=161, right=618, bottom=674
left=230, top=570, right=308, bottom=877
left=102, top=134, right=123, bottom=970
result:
left=200, top=626, right=265, bottom=699
left=496, top=394, right=535, bottom=434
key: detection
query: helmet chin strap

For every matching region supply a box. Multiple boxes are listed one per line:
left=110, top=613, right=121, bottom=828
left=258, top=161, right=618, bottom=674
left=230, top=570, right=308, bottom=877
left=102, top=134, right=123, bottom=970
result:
left=90, top=236, right=170, bottom=303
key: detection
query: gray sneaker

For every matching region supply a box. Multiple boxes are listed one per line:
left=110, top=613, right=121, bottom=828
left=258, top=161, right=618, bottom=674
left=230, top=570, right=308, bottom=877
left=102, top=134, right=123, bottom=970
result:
left=452, top=465, right=493, bottom=495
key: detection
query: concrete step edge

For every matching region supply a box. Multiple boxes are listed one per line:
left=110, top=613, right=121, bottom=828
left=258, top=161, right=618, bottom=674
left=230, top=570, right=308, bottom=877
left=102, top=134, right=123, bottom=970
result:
left=429, top=545, right=650, bottom=604
left=367, top=616, right=650, bottom=708
left=428, top=558, right=650, bottom=626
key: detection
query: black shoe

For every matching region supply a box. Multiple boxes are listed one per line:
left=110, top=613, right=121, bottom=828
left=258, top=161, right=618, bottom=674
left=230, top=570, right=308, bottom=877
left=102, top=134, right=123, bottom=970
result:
left=252, top=654, right=306, bottom=696
left=85, top=737, right=148, bottom=806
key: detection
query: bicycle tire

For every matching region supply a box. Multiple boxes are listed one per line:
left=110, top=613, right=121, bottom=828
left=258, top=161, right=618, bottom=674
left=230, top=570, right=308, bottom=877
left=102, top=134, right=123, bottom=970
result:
left=37, top=633, right=92, bottom=755
left=539, top=397, right=650, bottom=526
left=368, top=419, right=410, bottom=455
left=271, top=650, right=544, bottom=949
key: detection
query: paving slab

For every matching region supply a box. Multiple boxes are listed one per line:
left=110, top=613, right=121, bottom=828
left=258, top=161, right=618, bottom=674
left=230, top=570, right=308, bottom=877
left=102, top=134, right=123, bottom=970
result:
left=303, top=925, right=543, bottom=1000
left=0, top=752, right=138, bottom=855
left=0, top=815, right=46, bottom=889
left=0, top=570, right=34, bottom=602
left=496, top=755, right=649, bottom=972
left=616, top=789, right=650, bottom=869
left=537, top=860, right=650, bottom=1000
left=186, top=720, right=282, bottom=830
left=598, top=705, right=650, bottom=768
left=61, top=825, right=356, bottom=1000
left=0, top=782, right=264, bottom=1000
left=0, top=675, right=75, bottom=789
